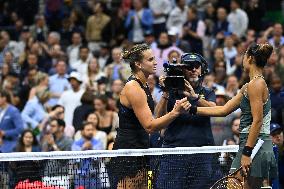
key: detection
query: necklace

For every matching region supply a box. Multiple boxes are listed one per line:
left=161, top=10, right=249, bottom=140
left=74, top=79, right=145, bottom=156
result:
left=252, top=75, right=264, bottom=80
left=134, top=75, right=147, bottom=87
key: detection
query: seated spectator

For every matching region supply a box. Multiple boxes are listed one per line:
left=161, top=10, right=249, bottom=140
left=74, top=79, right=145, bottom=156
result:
left=41, top=118, right=73, bottom=189
left=21, top=89, right=50, bottom=132
left=0, top=90, right=24, bottom=153
left=105, top=47, right=131, bottom=84
left=230, top=116, right=240, bottom=145
left=39, top=105, right=75, bottom=139
left=48, top=59, right=70, bottom=107
left=270, top=123, right=284, bottom=189
left=74, top=112, right=107, bottom=149
left=28, top=72, right=49, bottom=100
left=73, top=91, right=95, bottom=132
left=147, top=74, right=162, bottom=106
left=10, top=130, right=43, bottom=188
left=72, top=122, right=104, bottom=189
left=210, top=88, right=233, bottom=146
left=14, top=129, right=41, bottom=152
left=57, top=71, right=85, bottom=126
left=94, top=95, right=118, bottom=142
left=82, top=57, right=105, bottom=92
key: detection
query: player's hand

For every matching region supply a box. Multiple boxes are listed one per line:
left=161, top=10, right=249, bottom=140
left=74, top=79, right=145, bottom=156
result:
left=241, top=155, right=251, bottom=177
left=173, top=97, right=191, bottom=115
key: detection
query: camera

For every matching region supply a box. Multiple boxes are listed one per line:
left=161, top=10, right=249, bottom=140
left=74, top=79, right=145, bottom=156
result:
left=163, top=53, right=209, bottom=91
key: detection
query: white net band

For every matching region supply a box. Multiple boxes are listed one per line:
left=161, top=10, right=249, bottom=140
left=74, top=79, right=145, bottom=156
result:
left=0, top=145, right=239, bottom=161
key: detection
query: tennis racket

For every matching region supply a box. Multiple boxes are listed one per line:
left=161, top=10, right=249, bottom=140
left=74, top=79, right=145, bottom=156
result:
left=210, top=139, right=264, bottom=189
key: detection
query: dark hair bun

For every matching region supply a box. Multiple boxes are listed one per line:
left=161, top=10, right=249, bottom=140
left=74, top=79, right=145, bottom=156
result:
left=247, top=43, right=273, bottom=67
left=259, top=43, right=273, bottom=59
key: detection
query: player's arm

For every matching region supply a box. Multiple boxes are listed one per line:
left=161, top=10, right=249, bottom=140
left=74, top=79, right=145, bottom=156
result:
left=196, top=89, right=243, bottom=116
left=124, top=81, right=188, bottom=133
left=245, top=80, right=266, bottom=147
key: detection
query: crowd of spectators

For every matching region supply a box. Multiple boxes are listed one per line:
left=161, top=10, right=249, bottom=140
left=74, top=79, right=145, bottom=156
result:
left=0, top=0, right=283, bottom=178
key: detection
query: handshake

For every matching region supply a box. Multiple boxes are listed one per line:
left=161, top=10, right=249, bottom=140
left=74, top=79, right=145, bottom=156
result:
left=172, top=97, right=197, bottom=116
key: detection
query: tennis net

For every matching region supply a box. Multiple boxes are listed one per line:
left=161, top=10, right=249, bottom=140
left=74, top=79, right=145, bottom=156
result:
left=0, top=145, right=238, bottom=189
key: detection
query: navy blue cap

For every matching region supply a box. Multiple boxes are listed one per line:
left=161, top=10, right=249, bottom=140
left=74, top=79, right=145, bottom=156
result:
left=270, top=123, right=282, bottom=134
left=181, top=53, right=202, bottom=65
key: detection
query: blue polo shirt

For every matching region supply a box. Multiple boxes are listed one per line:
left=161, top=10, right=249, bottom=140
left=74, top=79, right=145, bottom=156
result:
left=163, top=85, right=216, bottom=147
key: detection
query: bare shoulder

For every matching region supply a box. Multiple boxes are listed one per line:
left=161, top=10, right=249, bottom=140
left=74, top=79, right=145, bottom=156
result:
left=247, top=78, right=266, bottom=97
left=124, top=80, right=144, bottom=96
left=120, top=80, right=147, bottom=108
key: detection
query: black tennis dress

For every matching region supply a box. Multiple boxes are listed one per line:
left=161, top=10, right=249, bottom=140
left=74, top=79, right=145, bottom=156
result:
left=109, top=75, right=154, bottom=187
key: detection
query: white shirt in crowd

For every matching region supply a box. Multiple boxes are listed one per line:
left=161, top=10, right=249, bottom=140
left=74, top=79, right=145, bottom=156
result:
left=57, top=88, right=85, bottom=125
left=227, top=8, right=248, bottom=38
left=149, top=0, right=172, bottom=24
left=72, top=60, right=89, bottom=79
left=166, top=5, right=188, bottom=37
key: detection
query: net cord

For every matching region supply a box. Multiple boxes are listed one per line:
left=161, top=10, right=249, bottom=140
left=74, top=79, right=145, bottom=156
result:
left=0, top=145, right=239, bottom=161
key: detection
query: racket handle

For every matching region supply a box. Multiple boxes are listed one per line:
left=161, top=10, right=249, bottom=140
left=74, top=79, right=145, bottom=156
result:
left=251, top=139, right=264, bottom=160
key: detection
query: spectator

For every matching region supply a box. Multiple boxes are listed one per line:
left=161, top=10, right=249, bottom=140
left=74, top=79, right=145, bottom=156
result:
left=94, top=95, right=118, bottom=142
left=48, top=59, right=70, bottom=107
left=29, top=14, right=48, bottom=42
left=276, top=45, right=284, bottom=84
left=109, top=79, right=124, bottom=103
left=28, top=72, right=49, bottom=100
left=268, top=23, right=284, bottom=49
left=21, top=88, right=50, bottom=131
left=102, top=8, right=126, bottom=47
left=149, top=0, right=172, bottom=38
left=270, top=75, right=284, bottom=125
left=10, top=130, right=42, bottom=188
left=230, top=116, right=240, bottom=145
left=73, top=91, right=95, bottom=132
left=57, top=72, right=85, bottom=126
left=227, top=0, right=248, bottom=38
left=14, top=129, right=41, bottom=152
left=39, top=105, right=75, bottom=139
left=72, top=45, right=90, bottom=78
left=83, top=57, right=105, bottom=92
left=223, top=36, right=237, bottom=75
left=72, top=122, right=104, bottom=189
left=0, top=90, right=24, bottom=153
left=74, top=112, right=107, bottom=149
left=67, top=32, right=92, bottom=68
left=166, top=0, right=188, bottom=36
left=182, top=6, right=206, bottom=55
left=225, top=75, right=239, bottom=98
left=270, top=123, right=284, bottom=189
left=105, top=47, right=131, bottom=84
left=211, top=88, right=234, bottom=146
left=86, top=1, right=110, bottom=52
left=41, top=118, right=73, bottom=188
left=213, top=7, right=229, bottom=42
left=125, top=0, right=153, bottom=44
left=147, top=74, right=162, bottom=106
left=72, top=121, right=103, bottom=151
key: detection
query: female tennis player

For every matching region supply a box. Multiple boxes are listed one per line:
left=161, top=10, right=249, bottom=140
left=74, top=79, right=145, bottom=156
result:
left=189, top=43, right=277, bottom=189
left=110, top=43, right=189, bottom=189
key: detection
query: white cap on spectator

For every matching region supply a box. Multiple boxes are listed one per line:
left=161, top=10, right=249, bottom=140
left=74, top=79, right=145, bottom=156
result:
left=68, top=72, right=82, bottom=83
left=215, top=88, right=230, bottom=101
left=168, top=27, right=179, bottom=36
